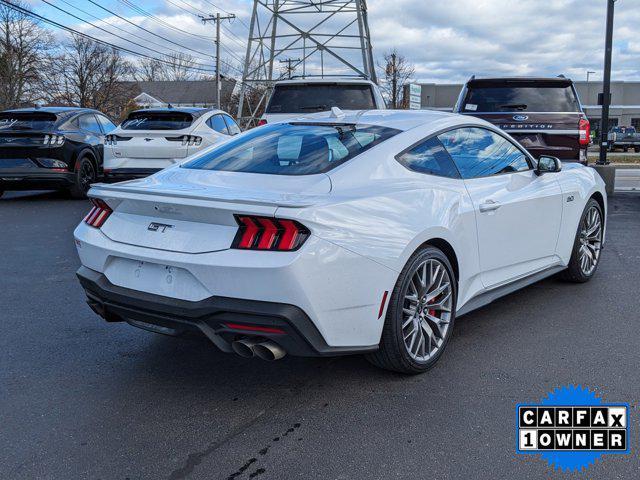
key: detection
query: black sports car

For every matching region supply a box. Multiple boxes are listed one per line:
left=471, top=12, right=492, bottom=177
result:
left=0, top=106, right=116, bottom=198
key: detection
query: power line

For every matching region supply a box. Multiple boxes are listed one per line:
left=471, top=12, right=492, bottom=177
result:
left=0, top=0, right=216, bottom=74
left=117, top=0, right=213, bottom=41
left=57, top=0, right=212, bottom=62
left=85, top=0, right=215, bottom=59
left=162, top=0, right=247, bottom=54
left=39, top=0, right=217, bottom=67
left=201, top=0, right=251, bottom=30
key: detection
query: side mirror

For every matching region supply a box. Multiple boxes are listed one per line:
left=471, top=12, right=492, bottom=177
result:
left=536, top=155, right=562, bottom=175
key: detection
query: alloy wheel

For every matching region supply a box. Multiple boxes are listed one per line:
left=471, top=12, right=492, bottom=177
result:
left=578, top=205, right=602, bottom=276
left=80, top=160, right=95, bottom=192
left=401, top=259, right=453, bottom=362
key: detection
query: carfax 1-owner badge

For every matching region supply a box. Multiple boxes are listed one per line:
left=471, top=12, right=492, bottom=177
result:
left=516, top=385, right=630, bottom=472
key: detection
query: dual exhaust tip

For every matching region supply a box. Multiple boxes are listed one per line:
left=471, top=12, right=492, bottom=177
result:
left=231, top=338, right=286, bottom=361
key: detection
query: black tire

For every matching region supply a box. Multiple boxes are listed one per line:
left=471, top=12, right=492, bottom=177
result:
left=623, top=146, right=629, bottom=153
left=560, top=198, right=604, bottom=283
left=68, top=156, right=96, bottom=199
left=366, top=246, right=457, bottom=374
left=634, top=147, right=640, bottom=153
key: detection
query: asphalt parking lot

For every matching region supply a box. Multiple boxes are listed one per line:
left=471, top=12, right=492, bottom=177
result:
left=2, top=190, right=640, bottom=480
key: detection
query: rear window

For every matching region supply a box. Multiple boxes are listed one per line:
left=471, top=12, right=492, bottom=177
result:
left=0, top=112, right=57, bottom=131
left=612, top=126, right=636, bottom=133
left=121, top=111, right=193, bottom=130
left=266, top=84, right=376, bottom=114
left=183, top=122, right=399, bottom=175
left=462, top=84, right=580, bottom=113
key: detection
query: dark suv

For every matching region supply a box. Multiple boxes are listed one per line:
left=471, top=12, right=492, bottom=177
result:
left=453, top=77, right=590, bottom=163
left=0, top=107, right=116, bottom=198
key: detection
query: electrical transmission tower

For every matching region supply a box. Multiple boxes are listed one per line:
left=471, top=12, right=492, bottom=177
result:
left=237, top=0, right=377, bottom=127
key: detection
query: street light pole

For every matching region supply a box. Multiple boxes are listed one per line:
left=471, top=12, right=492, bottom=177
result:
left=201, top=12, right=236, bottom=110
left=598, top=0, right=615, bottom=165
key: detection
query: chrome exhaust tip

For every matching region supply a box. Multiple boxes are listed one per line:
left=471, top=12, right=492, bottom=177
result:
left=231, top=338, right=262, bottom=358
left=253, top=341, right=286, bottom=361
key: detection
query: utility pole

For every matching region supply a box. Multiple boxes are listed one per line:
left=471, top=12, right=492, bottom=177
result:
left=279, top=58, right=302, bottom=79
left=201, top=12, right=236, bottom=110
left=598, top=0, right=615, bottom=165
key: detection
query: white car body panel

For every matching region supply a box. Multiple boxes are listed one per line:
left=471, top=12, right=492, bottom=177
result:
left=75, top=109, right=607, bottom=351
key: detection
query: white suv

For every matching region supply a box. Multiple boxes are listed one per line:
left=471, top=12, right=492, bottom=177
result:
left=259, top=78, right=386, bottom=125
left=104, top=107, right=241, bottom=180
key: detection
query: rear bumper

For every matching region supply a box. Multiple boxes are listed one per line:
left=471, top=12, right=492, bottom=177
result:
left=77, top=266, right=377, bottom=357
left=0, top=169, right=75, bottom=190
left=103, top=168, right=161, bottom=181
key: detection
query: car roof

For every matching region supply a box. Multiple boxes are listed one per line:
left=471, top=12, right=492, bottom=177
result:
left=129, top=107, right=220, bottom=119
left=2, top=106, right=100, bottom=117
left=273, top=77, right=377, bottom=86
left=288, top=108, right=490, bottom=132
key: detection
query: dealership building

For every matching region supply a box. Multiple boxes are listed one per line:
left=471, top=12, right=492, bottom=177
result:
left=405, top=80, right=640, bottom=133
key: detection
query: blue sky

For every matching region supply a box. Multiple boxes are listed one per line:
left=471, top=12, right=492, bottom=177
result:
left=24, top=0, right=640, bottom=83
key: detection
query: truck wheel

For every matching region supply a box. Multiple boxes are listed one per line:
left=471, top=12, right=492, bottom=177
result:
left=68, top=156, right=96, bottom=199
left=623, top=146, right=629, bottom=152
left=635, top=147, right=640, bottom=153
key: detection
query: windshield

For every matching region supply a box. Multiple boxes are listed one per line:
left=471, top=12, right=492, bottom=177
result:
left=121, top=111, right=194, bottom=130
left=182, top=122, right=400, bottom=175
left=463, top=85, right=580, bottom=112
left=266, top=84, right=376, bottom=114
left=0, top=112, right=58, bottom=131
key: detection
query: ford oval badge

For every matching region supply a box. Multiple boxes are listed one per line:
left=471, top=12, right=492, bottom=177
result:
left=513, top=114, right=529, bottom=121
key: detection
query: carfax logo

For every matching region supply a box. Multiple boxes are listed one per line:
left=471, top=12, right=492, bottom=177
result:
left=516, top=385, right=630, bottom=472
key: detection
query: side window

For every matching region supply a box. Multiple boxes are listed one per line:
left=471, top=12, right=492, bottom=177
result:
left=438, top=127, right=531, bottom=179
left=222, top=114, right=241, bottom=135
left=79, top=114, right=102, bottom=134
left=207, top=114, right=229, bottom=134
left=96, top=115, right=116, bottom=133
left=396, top=137, right=460, bottom=178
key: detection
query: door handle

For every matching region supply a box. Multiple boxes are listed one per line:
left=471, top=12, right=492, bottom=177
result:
left=479, top=200, right=501, bottom=212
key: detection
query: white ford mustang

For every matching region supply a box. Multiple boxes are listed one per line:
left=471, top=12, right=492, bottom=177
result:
left=74, top=109, right=606, bottom=374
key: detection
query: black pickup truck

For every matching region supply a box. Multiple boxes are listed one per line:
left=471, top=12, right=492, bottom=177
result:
left=607, top=126, right=640, bottom=152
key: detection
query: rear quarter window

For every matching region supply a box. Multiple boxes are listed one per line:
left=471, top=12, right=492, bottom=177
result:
left=267, top=84, right=376, bottom=114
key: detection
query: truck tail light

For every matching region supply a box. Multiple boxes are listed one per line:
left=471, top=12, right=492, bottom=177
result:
left=257, top=119, right=267, bottom=126
left=232, top=215, right=309, bottom=251
left=84, top=198, right=113, bottom=228
left=579, top=117, right=591, bottom=146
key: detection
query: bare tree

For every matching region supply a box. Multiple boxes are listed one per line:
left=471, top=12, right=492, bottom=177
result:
left=0, top=0, right=54, bottom=109
left=163, top=52, right=196, bottom=81
left=135, top=57, right=165, bottom=82
left=43, top=35, right=135, bottom=117
left=378, top=49, right=415, bottom=109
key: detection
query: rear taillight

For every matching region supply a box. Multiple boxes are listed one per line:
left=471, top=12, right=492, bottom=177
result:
left=84, top=198, right=113, bottom=228
left=232, top=215, right=309, bottom=251
left=182, top=135, right=202, bottom=146
left=257, top=119, right=267, bottom=126
left=43, top=134, right=65, bottom=146
left=579, top=117, right=591, bottom=146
